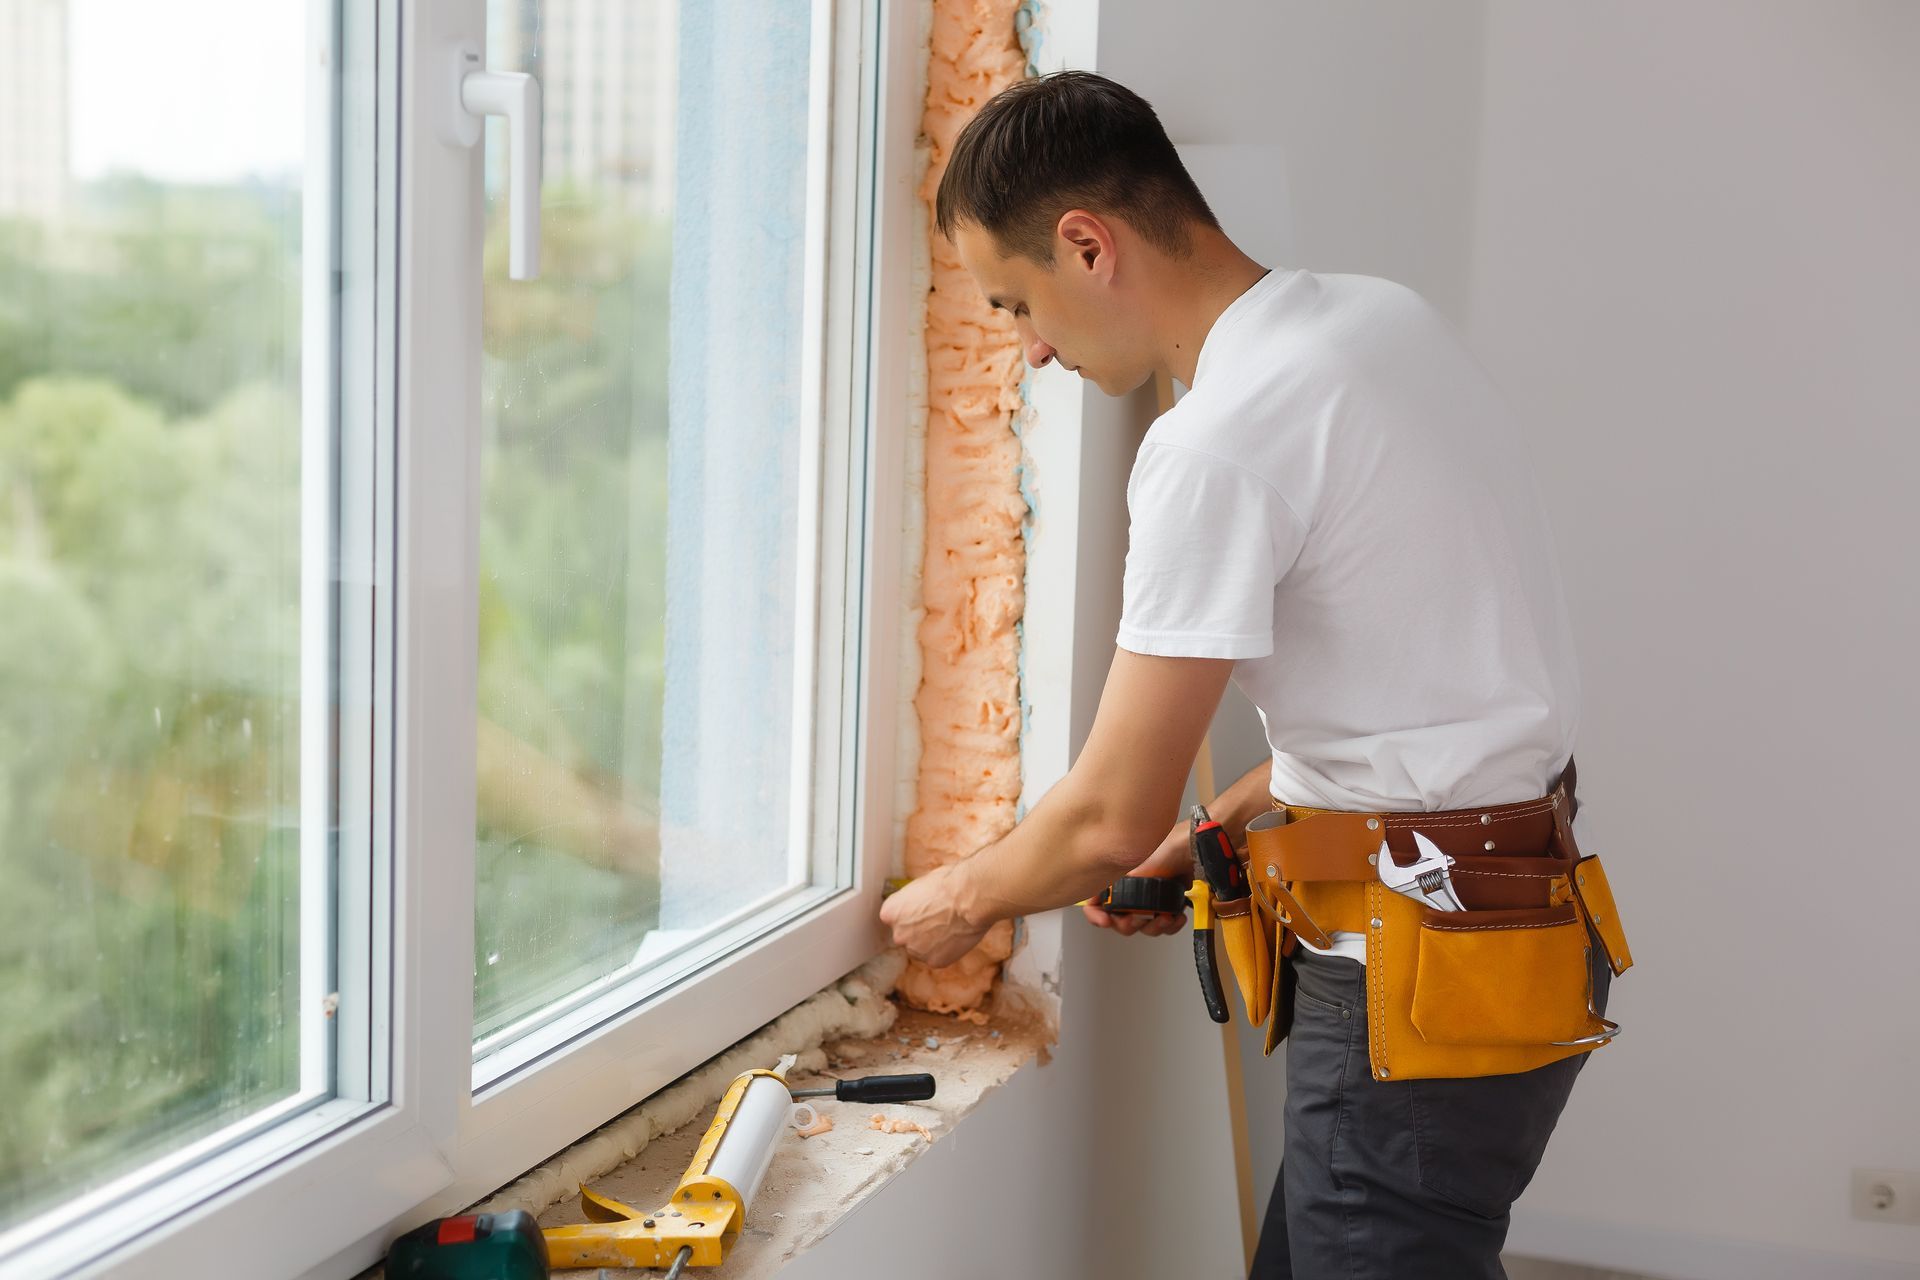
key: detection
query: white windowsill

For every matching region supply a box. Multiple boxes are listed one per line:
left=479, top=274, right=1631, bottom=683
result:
left=534, top=997, right=1053, bottom=1277
left=357, top=949, right=1058, bottom=1279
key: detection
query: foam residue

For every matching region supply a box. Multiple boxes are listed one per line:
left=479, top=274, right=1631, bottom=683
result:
left=896, top=0, right=1031, bottom=1014
left=468, top=952, right=907, bottom=1222
left=532, top=1001, right=1054, bottom=1278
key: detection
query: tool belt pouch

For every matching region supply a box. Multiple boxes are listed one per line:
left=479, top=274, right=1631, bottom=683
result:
left=1409, top=902, right=1595, bottom=1046
left=1571, top=854, right=1634, bottom=975
left=1211, top=893, right=1272, bottom=1027
left=1249, top=810, right=1632, bottom=1081
left=1261, top=901, right=1295, bottom=1059
left=1350, top=863, right=1615, bottom=1081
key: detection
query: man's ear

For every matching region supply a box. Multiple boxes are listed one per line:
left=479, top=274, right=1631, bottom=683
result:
left=1055, top=209, right=1117, bottom=281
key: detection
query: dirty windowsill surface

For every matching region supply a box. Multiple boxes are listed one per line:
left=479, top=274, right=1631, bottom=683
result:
left=537, top=1000, right=1051, bottom=1278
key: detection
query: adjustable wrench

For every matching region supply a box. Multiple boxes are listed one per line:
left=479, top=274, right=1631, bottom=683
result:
left=1377, top=830, right=1467, bottom=912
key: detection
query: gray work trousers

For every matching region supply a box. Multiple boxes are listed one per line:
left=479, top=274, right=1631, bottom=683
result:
left=1250, top=946, right=1611, bottom=1279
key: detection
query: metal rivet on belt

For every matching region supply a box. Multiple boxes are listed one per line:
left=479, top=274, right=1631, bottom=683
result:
left=1367, top=852, right=1378, bottom=865
left=1480, top=813, right=1492, bottom=825
left=1378, top=1069, right=1391, bottom=1078
left=1484, top=840, right=1495, bottom=850
left=1266, top=864, right=1278, bottom=879
left=1370, top=917, right=1383, bottom=929
left=1367, top=818, right=1379, bottom=830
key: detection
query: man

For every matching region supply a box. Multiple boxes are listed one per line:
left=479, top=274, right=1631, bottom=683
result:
left=881, top=71, right=1602, bottom=1278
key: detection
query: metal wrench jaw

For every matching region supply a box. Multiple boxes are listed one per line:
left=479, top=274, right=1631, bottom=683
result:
left=1376, top=830, right=1467, bottom=912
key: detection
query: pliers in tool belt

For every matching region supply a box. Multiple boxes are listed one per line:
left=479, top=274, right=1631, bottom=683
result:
left=1188, top=805, right=1250, bottom=1023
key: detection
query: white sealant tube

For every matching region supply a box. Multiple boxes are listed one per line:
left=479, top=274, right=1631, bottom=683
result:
left=704, top=1075, right=791, bottom=1213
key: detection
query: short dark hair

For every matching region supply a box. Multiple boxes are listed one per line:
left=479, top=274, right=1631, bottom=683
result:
left=935, top=71, right=1219, bottom=264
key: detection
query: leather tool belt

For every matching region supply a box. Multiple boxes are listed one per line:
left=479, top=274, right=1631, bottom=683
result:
left=1222, top=761, right=1634, bottom=1082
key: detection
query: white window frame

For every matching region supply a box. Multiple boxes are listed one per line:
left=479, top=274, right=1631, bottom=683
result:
left=0, top=0, right=407, bottom=1273
left=4, top=1, right=918, bottom=1276
left=397, top=0, right=909, bottom=1199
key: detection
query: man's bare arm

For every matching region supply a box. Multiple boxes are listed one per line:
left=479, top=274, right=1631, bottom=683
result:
left=952, top=648, right=1234, bottom=923
left=1089, top=756, right=1271, bottom=937
left=1206, top=758, right=1276, bottom=844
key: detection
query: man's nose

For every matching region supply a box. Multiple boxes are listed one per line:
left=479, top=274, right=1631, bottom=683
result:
left=1025, top=337, right=1057, bottom=369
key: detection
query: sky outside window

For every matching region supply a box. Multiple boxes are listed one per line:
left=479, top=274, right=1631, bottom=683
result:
left=67, top=1, right=304, bottom=184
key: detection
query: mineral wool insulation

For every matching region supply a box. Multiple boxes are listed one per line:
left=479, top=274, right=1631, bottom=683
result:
left=896, top=0, right=1034, bottom=1015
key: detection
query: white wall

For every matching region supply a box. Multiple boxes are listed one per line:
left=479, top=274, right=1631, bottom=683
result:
left=1100, top=2, right=1920, bottom=1277
left=1465, top=7, right=1919, bottom=1276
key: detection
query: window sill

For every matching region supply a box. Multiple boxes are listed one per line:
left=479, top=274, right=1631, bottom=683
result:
left=364, top=950, right=1056, bottom=1278
left=538, top=1000, right=1052, bottom=1277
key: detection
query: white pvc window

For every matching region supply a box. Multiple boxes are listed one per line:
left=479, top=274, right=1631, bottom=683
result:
left=0, top=0, right=381, bottom=1262
left=468, top=0, right=850, bottom=1075
left=0, top=0, right=905, bottom=1275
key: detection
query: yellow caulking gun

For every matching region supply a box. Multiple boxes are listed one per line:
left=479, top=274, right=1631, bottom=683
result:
left=543, top=1056, right=936, bottom=1276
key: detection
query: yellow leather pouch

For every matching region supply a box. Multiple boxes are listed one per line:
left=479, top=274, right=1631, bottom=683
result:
left=1409, top=904, right=1596, bottom=1046
left=1247, top=805, right=1629, bottom=1081
left=1571, top=855, right=1634, bottom=975
left=1262, top=900, right=1294, bottom=1057
left=1213, top=893, right=1272, bottom=1027
left=1361, top=883, right=1603, bottom=1080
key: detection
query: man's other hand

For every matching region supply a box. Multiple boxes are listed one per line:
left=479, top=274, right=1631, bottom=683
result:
left=1081, top=819, right=1191, bottom=938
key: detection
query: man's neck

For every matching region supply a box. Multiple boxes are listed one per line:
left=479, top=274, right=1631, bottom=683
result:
left=1155, top=234, right=1270, bottom=387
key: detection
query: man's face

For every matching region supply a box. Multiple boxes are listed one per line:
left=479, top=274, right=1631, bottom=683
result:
left=952, top=221, right=1153, bottom=397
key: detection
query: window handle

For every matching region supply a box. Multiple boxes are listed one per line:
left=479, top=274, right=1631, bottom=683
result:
left=453, top=52, right=543, bottom=280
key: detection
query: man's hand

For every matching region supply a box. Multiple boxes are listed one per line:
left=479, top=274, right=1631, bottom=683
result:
left=879, top=649, right=1233, bottom=955
left=879, top=862, right=989, bottom=968
left=1081, top=818, right=1191, bottom=937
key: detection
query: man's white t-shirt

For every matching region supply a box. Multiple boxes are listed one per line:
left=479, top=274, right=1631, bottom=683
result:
left=1116, top=269, right=1580, bottom=963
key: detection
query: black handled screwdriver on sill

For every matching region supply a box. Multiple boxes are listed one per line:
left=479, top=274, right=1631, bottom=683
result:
left=789, top=1072, right=936, bottom=1104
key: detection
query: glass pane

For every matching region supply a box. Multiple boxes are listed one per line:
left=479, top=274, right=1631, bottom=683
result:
left=474, top=0, right=821, bottom=1043
left=0, top=0, right=318, bottom=1227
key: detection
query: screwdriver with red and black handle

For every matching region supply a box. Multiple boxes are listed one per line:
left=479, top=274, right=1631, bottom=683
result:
left=1188, top=803, right=1250, bottom=1024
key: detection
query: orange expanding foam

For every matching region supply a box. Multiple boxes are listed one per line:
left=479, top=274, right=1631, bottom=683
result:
left=897, top=0, right=1029, bottom=1013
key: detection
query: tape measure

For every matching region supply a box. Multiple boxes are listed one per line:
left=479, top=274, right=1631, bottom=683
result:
left=1094, top=874, right=1189, bottom=916
left=889, top=873, right=1187, bottom=917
